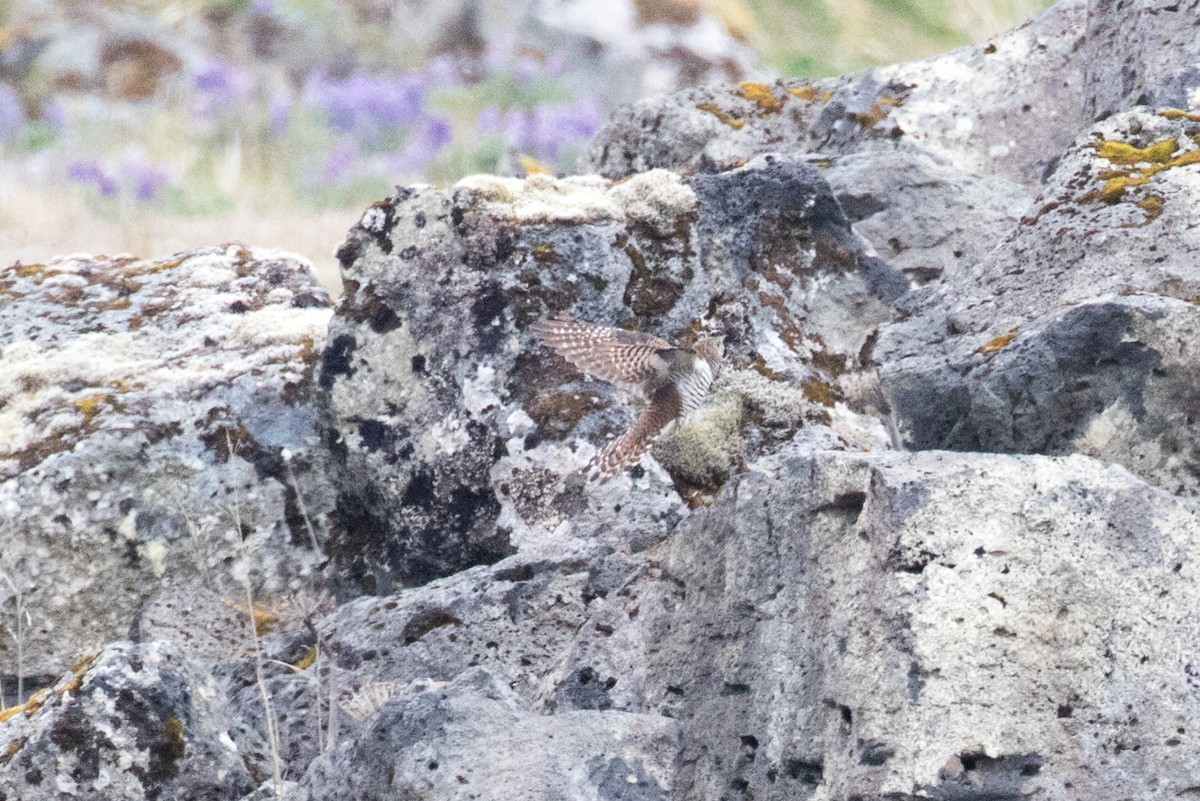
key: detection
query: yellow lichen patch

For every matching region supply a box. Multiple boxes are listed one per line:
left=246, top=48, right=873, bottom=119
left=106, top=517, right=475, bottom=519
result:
left=126, top=255, right=188, bottom=277
left=787, top=85, right=819, bottom=101
left=74, top=393, right=112, bottom=422
left=12, top=262, right=47, bottom=278
left=518, top=155, right=551, bottom=175
left=1092, top=137, right=1178, bottom=165
left=0, top=705, right=24, bottom=724
left=852, top=104, right=891, bottom=130
left=1128, top=194, right=1165, bottom=226
left=737, top=81, right=783, bottom=114
left=222, top=598, right=280, bottom=635
left=60, top=653, right=98, bottom=695
left=1085, top=135, right=1200, bottom=204
left=978, top=328, right=1018, bottom=354
left=1158, top=108, right=1200, bottom=122
left=531, top=244, right=559, bottom=264
left=878, top=95, right=902, bottom=107
left=696, top=102, right=745, bottom=129
left=293, top=644, right=319, bottom=670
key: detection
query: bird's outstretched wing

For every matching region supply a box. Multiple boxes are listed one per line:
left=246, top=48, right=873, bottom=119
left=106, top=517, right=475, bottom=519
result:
left=533, top=319, right=672, bottom=391
left=591, top=383, right=682, bottom=478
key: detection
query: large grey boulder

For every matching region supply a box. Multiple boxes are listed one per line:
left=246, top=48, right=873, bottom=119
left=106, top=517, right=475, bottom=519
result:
left=878, top=107, right=1200, bottom=497
left=319, top=159, right=902, bottom=594
left=642, top=446, right=1200, bottom=799
left=0, top=246, right=334, bottom=676
left=245, top=445, right=1200, bottom=800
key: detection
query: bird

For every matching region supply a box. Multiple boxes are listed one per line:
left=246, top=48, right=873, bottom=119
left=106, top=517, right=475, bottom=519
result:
left=532, top=319, right=724, bottom=478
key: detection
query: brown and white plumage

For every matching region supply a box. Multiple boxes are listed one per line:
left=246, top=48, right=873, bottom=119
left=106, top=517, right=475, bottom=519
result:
left=533, top=319, right=723, bottom=477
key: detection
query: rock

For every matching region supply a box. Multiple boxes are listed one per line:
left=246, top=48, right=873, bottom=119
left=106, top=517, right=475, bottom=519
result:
left=319, top=159, right=902, bottom=594
left=581, top=0, right=1089, bottom=189
left=644, top=446, right=1200, bottom=799
left=877, top=107, right=1200, bottom=496
left=294, top=668, right=678, bottom=801
left=818, top=151, right=1031, bottom=286
left=0, top=246, right=334, bottom=676
left=0, top=640, right=253, bottom=801
left=1081, top=0, right=1200, bottom=121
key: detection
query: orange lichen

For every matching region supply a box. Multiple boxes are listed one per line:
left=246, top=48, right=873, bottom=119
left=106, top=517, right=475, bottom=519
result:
left=852, top=104, right=891, bottom=129
left=518, top=155, right=550, bottom=175
left=696, top=102, right=745, bottom=129
left=978, top=328, right=1018, bottom=354
left=738, top=81, right=783, bottom=114
left=223, top=598, right=280, bottom=635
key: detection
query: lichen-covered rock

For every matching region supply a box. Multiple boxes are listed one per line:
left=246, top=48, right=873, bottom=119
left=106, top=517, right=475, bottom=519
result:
left=645, top=447, right=1200, bottom=800
left=877, top=108, right=1200, bottom=496
left=581, top=0, right=1088, bottom=189
left=0, top=641, right=253, bottom=801
left=0, top=246, right=334, bottom=676
left=319, top=160, right=903, bottom=593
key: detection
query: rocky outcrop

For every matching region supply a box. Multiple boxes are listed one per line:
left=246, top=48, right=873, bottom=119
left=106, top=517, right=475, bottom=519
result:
left=581, top=0, right=1089, bottom=191
left=318, top=161, right=901, bottom=595
left=877, top=106, right=1200, bottom=497
left=0, top=246, right=334, bottom=676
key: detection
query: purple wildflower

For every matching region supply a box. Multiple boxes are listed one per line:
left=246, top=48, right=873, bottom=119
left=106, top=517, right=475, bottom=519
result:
left=392, top=115, right=454, bottom=174
left=129, top=162, right=169, bottom=201
left=41, top=97, right=66, bottom=132
left=513, top=55, right=541, bottom=86
left=193, top=59, right=252, bottom=121
left=0, top=82, right=25, bottom=139
left=324, top=139, right=358, bottom=183
left=477, top=95, right=600, bottom=165
left=67, top=160, right=117, bottom=197
left=269, top=89, right=292, bottom=139
left=305, top=70, right=426, bottom=145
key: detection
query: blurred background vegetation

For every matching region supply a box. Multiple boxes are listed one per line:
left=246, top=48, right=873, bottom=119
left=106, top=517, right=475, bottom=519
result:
left=0, top=0, right=1054, bottom=289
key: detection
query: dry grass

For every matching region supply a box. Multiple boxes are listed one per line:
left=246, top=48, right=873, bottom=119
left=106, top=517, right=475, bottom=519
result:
left=0, top=177, right=348, bottom=294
